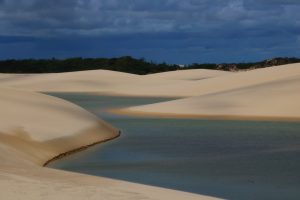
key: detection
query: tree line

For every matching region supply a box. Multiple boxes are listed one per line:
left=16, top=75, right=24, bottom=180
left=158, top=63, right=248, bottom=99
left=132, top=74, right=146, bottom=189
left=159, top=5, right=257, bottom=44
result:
left=0, top=56, right=298, bottom=75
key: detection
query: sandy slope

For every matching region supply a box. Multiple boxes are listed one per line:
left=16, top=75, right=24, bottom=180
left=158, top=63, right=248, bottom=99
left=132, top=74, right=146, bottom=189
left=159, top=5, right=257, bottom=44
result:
left=121, top=64, right=300, bottom=120
left=118, top=63, right=300, bottom=97
left=0, top=86, right=217, bottom=200
left=144, top=69, right=230, bottom=80
left=2, top=64, right=300, bottom=98
left=0, top=70, right=139, bottom=92
left=0, top=69, right=230, bottom=95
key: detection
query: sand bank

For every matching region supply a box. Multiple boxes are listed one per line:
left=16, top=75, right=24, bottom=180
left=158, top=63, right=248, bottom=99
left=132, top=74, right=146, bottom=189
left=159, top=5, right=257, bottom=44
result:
left=118, top=64, right=300, bottom=120
left=0, top=86, right=218, bottom=200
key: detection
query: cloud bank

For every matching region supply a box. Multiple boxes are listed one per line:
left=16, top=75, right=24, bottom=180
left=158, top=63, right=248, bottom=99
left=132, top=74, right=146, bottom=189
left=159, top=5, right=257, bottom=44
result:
left=0, top=0, right=299, bottom=63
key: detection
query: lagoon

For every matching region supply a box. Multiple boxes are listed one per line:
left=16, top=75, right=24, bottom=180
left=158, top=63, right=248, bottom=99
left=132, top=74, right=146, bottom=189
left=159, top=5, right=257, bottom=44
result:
left=49, top=93, right=300, bottom=200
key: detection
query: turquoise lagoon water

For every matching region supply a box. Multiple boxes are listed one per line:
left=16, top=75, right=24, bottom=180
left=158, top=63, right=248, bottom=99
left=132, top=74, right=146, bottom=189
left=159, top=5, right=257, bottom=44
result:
left=48, top=93, right=300, bottom=200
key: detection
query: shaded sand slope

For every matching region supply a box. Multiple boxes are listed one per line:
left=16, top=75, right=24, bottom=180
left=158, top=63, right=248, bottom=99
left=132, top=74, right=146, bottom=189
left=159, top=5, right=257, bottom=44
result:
left=120, top=63, right=300, bottom=97
left=0, top=69, right=230, bottom=95
left=0, top=87, right=216, bottom=200
left=122, top=64, right=300, bottom=120
left=96, top=63, right=300, bottom=97
left=144, top=69, right=230, bottom=80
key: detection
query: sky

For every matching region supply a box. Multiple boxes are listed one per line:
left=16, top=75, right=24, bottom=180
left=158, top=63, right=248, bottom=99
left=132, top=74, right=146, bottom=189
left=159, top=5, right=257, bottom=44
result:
left=0, top=0, right=300, bottom=64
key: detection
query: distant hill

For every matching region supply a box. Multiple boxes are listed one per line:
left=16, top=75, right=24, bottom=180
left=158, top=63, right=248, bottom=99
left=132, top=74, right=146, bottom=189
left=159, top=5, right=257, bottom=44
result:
left=0, top=56, right=299, bottom=75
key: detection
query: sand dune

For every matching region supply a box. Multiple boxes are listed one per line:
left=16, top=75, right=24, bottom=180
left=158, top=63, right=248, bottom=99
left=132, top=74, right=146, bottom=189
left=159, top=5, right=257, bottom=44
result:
left=0, top=86, right=216, bottom=200
left=0, top=69, right=230, bottom=95
left=1, top=64, right=299, bottom=199
left=118, top=63, right=300, bottom=97
left=1, top=64, right=299, bottom=98
left=121, top=64, right=300, bottom=120
left=0, top=70, right=139, bottom=92
left=144, top=69, right=230, bottom=80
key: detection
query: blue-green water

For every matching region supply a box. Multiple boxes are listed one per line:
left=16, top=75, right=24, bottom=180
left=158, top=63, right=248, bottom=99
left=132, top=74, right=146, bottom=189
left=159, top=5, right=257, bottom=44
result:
left=49, top=93, right=300, bottom=200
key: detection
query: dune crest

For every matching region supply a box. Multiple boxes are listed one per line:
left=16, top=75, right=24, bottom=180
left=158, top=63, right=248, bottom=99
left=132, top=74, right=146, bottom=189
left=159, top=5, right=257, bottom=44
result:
left=121, top=63, right=300, bottom=120
left=0, top=63, right=299, bottom=98
left=0, top=68, right=230, bottom=96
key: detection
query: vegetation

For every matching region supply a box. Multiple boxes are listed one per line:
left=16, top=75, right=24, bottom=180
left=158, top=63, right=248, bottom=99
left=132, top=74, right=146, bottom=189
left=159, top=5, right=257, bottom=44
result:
left=0, top=56, right=299, bottom=75
left=186, top=57, right=300, bottom=71
left=0, top=56, right=179, bottom=75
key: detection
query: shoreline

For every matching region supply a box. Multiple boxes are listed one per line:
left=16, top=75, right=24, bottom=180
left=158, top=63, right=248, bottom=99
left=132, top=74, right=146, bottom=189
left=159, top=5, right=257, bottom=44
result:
left=43, top=131, right=121, bottom=167
left=45, top=91, right=185, bottom=99
left=110, top=108, right=300, bottom=122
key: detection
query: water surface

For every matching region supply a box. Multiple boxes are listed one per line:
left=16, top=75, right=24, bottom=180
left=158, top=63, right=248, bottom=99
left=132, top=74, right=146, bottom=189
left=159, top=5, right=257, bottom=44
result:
left=49, top=93, right=300, bottom=200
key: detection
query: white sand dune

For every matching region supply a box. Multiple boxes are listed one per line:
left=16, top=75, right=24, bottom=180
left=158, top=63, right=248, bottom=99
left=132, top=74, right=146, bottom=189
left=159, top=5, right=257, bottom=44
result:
left=0, top=86, right=217, bottom=200
left=0, top=69, right=230, bottom=96
left=1, top=64, right=299, bottom=98
left=0, top=70, right=139, bottom=92
left=119, top=63, right=300, bottom=97
left=1, top=63, right=299, bottom=199
left=144, top=69, right=230, bottom=80
left=121, top=63, right=300, bottom=120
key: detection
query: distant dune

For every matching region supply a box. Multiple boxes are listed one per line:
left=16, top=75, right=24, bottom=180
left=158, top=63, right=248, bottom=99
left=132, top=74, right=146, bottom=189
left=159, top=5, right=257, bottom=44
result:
left=2, top=63, right=294, bottom=98
left=0, top=69, right=230, bottom=96
left=0, top=70, right=139, bottom=92
left=121, top=63, right=300, bottom=120
left=124, top=63, right=300, bottom=97
left=144, top=69, right=230, bottom=80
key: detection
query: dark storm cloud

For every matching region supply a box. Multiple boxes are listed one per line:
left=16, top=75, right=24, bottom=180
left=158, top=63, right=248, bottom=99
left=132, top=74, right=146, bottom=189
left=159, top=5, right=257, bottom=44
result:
left=2, top=0, right=298, bottom=36
left=0, top=0, right=299, bottom=63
